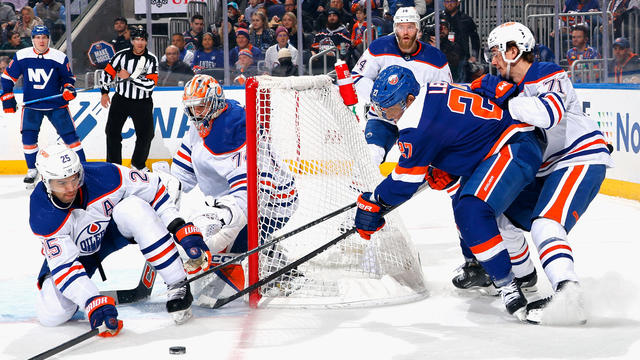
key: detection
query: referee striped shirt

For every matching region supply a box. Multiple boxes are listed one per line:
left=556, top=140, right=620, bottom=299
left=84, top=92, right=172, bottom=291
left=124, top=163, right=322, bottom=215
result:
left=101, top=47, right=159, bottom=99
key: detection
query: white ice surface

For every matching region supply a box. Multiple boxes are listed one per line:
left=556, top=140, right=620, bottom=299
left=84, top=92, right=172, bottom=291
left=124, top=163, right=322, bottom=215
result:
left=1, top=175, right=639, bottom=359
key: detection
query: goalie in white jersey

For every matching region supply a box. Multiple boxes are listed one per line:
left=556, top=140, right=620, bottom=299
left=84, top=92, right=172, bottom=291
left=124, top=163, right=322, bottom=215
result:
left=351, top=7, right=452, bottom=165
left=169, top=74, right=298, bottom=303
left=31, top=145, right=211, bottom=336
left=456, top=22, right=613, bottom=324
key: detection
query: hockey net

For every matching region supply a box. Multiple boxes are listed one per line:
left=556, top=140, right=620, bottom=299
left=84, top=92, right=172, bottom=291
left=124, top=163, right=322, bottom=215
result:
left=246, top=75, right=426, bottom=308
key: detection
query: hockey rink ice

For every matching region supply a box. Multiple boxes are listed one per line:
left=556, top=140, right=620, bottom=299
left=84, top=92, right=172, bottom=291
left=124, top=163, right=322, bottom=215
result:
left=1, top=174, right=640, bottom=359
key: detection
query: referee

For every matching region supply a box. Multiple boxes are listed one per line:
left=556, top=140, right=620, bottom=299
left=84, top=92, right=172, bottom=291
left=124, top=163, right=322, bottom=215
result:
left=100, top=26, right=158, bottom=171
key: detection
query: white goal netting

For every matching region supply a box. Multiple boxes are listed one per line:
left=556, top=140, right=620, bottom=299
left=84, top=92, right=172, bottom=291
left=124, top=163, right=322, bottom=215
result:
left=247, top=75, right=427, bottom=308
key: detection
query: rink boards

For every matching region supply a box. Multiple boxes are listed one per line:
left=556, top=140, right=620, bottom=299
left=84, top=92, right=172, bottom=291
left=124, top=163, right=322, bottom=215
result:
left=0, top=83, right=638, bottom=200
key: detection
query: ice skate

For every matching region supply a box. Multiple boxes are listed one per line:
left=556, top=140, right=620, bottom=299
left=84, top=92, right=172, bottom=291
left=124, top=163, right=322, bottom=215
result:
left=24, top=168, right=39, bottom=189
left=166, top=281, right=193, bottom=325
left=515, top=269, right=538, bottom=294
left=499, top=280, right=527, bottom=321
left=452, top=259, right=498, bottom=296
left=527, top=280, right=586, bottom=325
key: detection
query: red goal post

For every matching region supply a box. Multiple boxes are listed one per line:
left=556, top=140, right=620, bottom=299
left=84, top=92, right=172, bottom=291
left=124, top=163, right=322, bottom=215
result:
left=245, top=75, right=427, bottom=308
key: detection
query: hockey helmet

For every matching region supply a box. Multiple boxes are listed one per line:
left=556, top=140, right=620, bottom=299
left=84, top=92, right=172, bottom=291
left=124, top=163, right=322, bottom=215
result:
left=130, top=25, right=149, bottom=40
left=371, top=65, right=420, bottom=121
left=486, top=22, right=536, bottom=63
left=393, top=7, right=420, bottom=33
left=31, top=25, right=50, bottom=38
left=35, top=144, right=84, bottom=207
left=182, top=74, right=227, bottom=138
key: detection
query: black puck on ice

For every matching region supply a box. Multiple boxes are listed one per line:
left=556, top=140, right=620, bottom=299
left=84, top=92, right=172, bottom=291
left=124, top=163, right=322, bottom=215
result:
left=169, top=346, right=186, bottom=355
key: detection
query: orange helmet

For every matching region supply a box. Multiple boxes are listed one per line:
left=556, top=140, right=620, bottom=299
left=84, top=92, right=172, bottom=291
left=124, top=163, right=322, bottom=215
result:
left=182, top=74, right=227, bottom=138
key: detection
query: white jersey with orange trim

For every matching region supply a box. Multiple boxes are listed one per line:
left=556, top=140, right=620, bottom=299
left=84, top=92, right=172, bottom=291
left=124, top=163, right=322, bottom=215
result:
left=508, top=62, right=613, bottom=176
left=171, top=99, right=248, bottom=216
left=29, top=162, right=181, bottom=308
left=352, top=35, right=452, bottom=123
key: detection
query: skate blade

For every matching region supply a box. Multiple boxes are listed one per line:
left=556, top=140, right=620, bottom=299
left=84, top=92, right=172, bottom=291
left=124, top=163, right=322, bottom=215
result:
left=25, top=183, right=36, bottom=190
left=171, top=307, right=193, bottom=325
left=512, top=306, right=527, bottom=322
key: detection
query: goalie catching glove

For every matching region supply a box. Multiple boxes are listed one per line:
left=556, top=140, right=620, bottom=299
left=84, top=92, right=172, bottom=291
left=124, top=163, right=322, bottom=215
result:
left=86, top=295, right=123, bottom=337
left=170, top=219, right=212, bottom=275
left=355, top=192, right=387, bottom=240
left=470, top=74, right=518, bottom=108
left=199, top=194, right=247, bottom=253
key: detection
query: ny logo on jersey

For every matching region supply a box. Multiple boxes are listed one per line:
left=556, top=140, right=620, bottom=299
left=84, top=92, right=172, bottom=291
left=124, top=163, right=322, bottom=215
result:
left=27, top=68, right=54, bottom=90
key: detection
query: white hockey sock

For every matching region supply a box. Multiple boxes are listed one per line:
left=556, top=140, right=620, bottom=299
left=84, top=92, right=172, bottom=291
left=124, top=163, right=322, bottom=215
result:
left=531, top=218, right=578, bottom=290
left=497, top=215, right=534, bottom=278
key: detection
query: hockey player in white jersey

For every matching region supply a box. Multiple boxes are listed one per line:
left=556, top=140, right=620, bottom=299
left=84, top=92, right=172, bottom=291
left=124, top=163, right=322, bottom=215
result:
left=351, top=7, right=452, bottom=165
left=456, top=22, right=613, bottom=324
left=31, top=144, right=211, bottom=335
left=169, top=74, right=298, bottom=304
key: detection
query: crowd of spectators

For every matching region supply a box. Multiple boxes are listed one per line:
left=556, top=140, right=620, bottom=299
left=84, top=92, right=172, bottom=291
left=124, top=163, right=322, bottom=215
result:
left=0, top=0, right=70, bottom=57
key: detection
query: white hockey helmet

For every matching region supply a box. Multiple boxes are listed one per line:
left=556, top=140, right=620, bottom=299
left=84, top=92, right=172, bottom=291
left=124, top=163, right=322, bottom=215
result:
left=393, top=7, right=420, bottom=33
left=183, top=74, right=227, bottom=138
left=35, top=144, right=84, bottom=199
left=487, top=22, right=536, bottom=61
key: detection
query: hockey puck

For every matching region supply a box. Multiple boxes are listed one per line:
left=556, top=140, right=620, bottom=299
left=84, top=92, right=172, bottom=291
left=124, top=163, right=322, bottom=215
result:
left=169, top=346, right=186, bottom=355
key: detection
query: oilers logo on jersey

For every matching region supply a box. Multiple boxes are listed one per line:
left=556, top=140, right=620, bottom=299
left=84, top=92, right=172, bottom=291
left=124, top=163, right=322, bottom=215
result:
left=75, top=220, right=109, bottom=253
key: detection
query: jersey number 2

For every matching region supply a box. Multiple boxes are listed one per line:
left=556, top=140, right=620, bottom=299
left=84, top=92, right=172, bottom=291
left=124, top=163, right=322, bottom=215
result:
left=447, top=88, right=503, bottom=120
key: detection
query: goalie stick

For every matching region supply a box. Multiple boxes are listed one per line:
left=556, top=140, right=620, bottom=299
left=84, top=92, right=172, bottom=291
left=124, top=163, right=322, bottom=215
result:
left=100, top=261, right=156, bottom=305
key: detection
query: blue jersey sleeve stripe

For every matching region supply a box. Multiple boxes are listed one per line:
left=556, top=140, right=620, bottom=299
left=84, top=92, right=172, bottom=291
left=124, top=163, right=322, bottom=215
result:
left=229, top=186, right=247, bottom=194
left=59, top=272, right=88, bottom=293
left=141, top=233, right=173, bottom=255
left=153, top=194, right=170, bottom=211
left=51, top=262, right=73, bottom=276
left=172, top=158, right=194, bottom=173
left=180, top=143, right=192, bottom=155
left=228, top=174, right=247, bottom=183
left=153, top=252, right=180, bottom=270
left=539, top=96, right=556, bottom=129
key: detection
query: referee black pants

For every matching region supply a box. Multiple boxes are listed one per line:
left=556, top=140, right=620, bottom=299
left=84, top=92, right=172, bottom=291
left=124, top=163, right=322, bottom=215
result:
left=105, top=93, right=154, bottom=170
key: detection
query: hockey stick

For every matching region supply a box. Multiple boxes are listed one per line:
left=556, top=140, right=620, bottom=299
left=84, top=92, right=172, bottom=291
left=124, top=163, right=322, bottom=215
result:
left=27, top=324, right=106, bottom=360
left=184, top=202, right=357, bottom=286
left=100, top=261, right=157, bottom=305
left=113, top=202, right=358, bottom=305
left=22, top=57, right=147, bottom=106
left=212, top=186, right=427, bottom=309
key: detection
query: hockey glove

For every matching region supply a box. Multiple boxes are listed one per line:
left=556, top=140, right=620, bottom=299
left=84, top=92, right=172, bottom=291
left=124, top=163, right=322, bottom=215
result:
left=86, top=295, right=123, bottom=337
left=425, top=166, right=459, bottom=191
left=1, top=92, right=16, bottom=113
left=174, top=221, right=212, bottom=275
left=62, top=83, right=77, bottom=101
left=355, top=192, right=386, bottom=240
left=470, top=74, right=518, bottom=108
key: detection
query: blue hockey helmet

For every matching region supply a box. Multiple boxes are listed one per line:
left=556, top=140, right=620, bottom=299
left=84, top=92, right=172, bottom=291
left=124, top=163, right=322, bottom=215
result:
left=371, top=65, right=420, bottom=120
left=31, top=25, right=50, bottom=38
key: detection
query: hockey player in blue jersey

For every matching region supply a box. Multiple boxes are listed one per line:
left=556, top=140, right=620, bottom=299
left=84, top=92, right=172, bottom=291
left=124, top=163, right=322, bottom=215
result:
left=166, top=74, right=298, bottom=303
left=31, top=144, right=212, bottom=334
left=351, top=7, right=452, bottom=166
left=354, top=65, right=545, bottom=320
left=452, top=22, right=612, bottom=324
left=1, top=25, right=85, bottom=187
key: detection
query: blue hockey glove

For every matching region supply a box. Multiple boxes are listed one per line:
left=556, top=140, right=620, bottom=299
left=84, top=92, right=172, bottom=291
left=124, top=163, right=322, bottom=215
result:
left=175, top=222, right=212, bottom=274
left=62, top=83, right=77, bottom=101
left=1, top=92, right=16, bottom=113
left=86, top=295, right=123, bottom=337
left=470, top=74, right=518, bottom=108
left=355, top=192, right=386, bottom=240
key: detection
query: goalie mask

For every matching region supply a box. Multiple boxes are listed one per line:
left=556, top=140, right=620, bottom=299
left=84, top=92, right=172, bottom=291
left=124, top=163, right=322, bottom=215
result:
left=35, top=144, right=84, bottom=209
left=371, top=65, right=420, bottom=121
left=183, top=74, right=227, bottom=138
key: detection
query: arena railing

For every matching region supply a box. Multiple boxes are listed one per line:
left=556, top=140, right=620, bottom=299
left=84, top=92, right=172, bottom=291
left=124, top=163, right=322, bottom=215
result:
left=569, top=58, right=608, bottom=83
left=308, top=46, right=338, bottom=76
